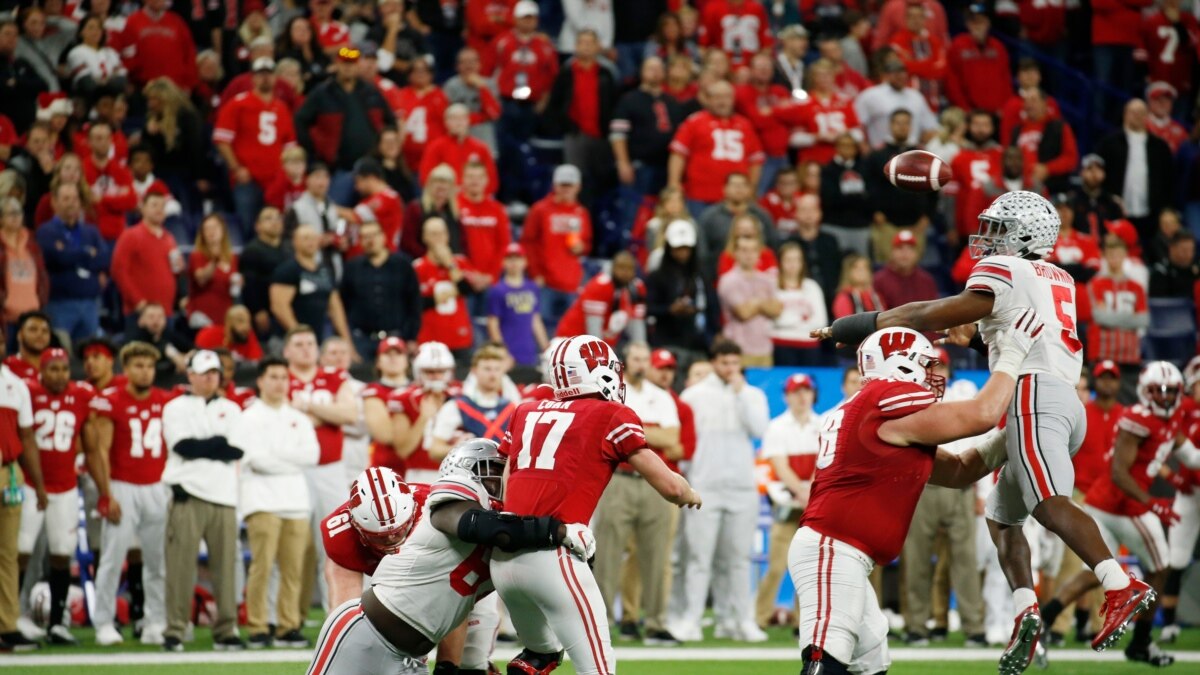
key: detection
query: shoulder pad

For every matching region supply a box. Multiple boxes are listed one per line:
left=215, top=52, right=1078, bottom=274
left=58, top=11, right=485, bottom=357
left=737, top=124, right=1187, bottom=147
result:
left=426, top=474, right=489, bottom=510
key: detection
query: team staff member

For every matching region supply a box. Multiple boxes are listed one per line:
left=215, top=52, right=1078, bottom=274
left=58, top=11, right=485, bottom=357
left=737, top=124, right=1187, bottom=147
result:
left=593, top=342, right=682, bottom=645
left=0, top=325, right=45, bottom=653
left=87, top=342, right=172, bottom=647
left=160, top=351, right=245, bottom=652
left=754, top=373, right=819, bottom=629
left=428, top=345, right=515, bottom=460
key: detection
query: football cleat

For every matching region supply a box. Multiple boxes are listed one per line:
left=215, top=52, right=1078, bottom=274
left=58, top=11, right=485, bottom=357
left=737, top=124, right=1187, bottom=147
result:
left=1125, top=642, right=1175, bottom=667
left=1093, top=578, right=1156, bottom=652
left=507, top=648, right=563, bottom=675
left=999, top=605, right=1043, bottom=675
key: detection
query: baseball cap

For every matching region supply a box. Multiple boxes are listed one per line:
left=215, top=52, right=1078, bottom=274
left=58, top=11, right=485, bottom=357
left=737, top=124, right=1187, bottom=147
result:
left=251, top=56, right=276, bottom=73
left=377, top=336, right=407, bottom=356
left=1093, top=360, right=1121, bottom=379
left=41, top=348, right=69, bottom=364
left=892, top=229, right=917, bottom=248
left=1147, top=81, right=1178, bottom=100
left=353, top=156, right=383, bottom=178
left=189, top=350, right=222, bottom=374
left=650, top=349, right=677, bottom=370
left=553, top=164, right=581, bottom=185
left=784, top=373, right=815, bottom=394
left=1106, top=219, right=1140, bottom=251
left=1051, top=192, right=1071, bottom=207
left=664, top=219, right=697, bottom=248
left=337, top=46, right=361, bottom=62
left=504, top=243, right=526, bottom=257
left=1081, top=153, right=1105, bottom=169
left=514, top=0, right=539, bottom=18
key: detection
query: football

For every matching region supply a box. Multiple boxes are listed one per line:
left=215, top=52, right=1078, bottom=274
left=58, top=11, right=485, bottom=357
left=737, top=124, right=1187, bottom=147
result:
left=883, top=149, right=952, bottom=193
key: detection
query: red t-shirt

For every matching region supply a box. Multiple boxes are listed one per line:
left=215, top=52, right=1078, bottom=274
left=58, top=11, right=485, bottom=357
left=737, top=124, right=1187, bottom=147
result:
left=4, top=355, right=39, bottom=382
left=1075, top=399, right=1124, bottom=494
left=396, top=86, right=450, bottom=172
left=669, top=111, right=765, bottom=203
left=187, top=251, right=238, bottom=324
left=264, top=173, right=306, bottom=211
left=1141, top=11, right=1200, bottom=95
left=194, top=325, right=264, bottom=363
left=802, top=379, right=938, bottom=564
left=119, top=8, right=198, bottom=90
left=90, top=385, right=172, bottom=485
left=555, top=274, right=648, bottom=345
left=465, top=0, right=516, bottom=74
left=1019, top=0, right=1068, bottom=46
left=519, top=195, right=592, bottom=292
left=419, top=136, right=499, bottom=196
left=213, top=91, right=296, bottom=188
left=28, top=380, right=94, bottom=493
left=776, top=93, right=862, bottom=165
left=569, top=61, right=601, bottom=138
left=110, top=223, right=179, bottom=314
left=734, top=82, right=792, bottom=158
left=457, top=193, right=511, bottom=280
left=1087, top=403, right=1182, bottom=517
left=494, top=31, right=559, bottom=101
left=414, top=255, right=476, bottom=350
left=760, top=190, right=801, bottom=235
left=353, top=188, right=404, bottom=254
left=289, top=367, right=349, bottom=465
left=1085, top=276, right=1147, bottom=364
left=698, top=0, right=773, bottom=67
left=949, top=145, right=1004, bottom=237
left=500, top=397, right=647, bottom=523
left=82, top=155, right=137, bottom=241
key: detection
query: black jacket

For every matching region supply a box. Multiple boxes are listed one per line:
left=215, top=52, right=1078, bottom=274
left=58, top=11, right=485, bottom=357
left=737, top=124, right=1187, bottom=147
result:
left=820, top=156, right=873, bottom=230
left=645, top=247, right=718, bottom=353
left=864, top=142, right=935, bottom=227
left=1096, top=129, right=1174, bottom=229
left=339, top=252, right=421, bottom=340
left=541, top=59, right=618, bottom=138
left=0, top=53, right=47, bottom=133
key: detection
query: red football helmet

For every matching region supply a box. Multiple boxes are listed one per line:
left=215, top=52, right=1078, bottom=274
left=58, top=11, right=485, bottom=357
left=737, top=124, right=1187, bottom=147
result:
left=348, top=467, right=418, bottom=554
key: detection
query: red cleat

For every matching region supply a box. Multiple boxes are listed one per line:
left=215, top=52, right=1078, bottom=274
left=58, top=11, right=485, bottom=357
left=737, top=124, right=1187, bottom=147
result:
left=1092, top=576, right=1157, bottom=652
left=998, top=604, right=1043, bottom=675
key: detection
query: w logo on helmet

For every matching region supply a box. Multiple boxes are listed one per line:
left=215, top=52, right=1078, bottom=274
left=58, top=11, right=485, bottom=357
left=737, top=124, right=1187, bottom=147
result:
left=879, top=331, right=917, bottom=357
left=579, top=341, right=610, bottom=371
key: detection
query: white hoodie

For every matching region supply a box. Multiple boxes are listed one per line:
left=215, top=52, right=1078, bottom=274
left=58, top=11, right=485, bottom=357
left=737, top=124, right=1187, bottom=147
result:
left=680, top=373, right=769, bottom=492
left=232, top=399, right=320, bottom=520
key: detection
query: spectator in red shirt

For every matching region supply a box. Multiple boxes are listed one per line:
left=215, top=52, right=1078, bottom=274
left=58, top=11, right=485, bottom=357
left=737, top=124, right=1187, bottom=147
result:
left=520, top=164, right=592, bottom=334
left=873, top=229, right=938, bottom=309
left=264, top=145, right=308, bottom=211
left=457, top=161, right=510, bottom=283
left=735, top=52, right=792, bottom=196
left=1010, top=88, right=1078, bottom=194
left=308, top=0, right=350, bottom=56
left=1018, top=0, right=1068, bottom=65
left=187, top=214, right=239, bottom=330
left=1140, top=0, right=1200, bottom=119
left=119, top=0, right=198, bottom=91
left=1092, top=0, right=1153, bottom=115
left=1086, top=235, right=1148, bottom=367
left=555, top=250, right=648, bottom=345
left=814, top=32, right=872, bottom=100
left=81, top=120, right=136, bottom=242
left=466, top=0, right=515, bottom=75
left=413, top=216, right=488, bottom=355
left=214, top=57, right=296, bottom=238
left=1146, top=82, right=1189, bottom=154
left=419, top=104, right=499, bottom=195
left=350, top=157, right=404, bottom=255
left=698, top=0, right=773, bottom=69
left=831, top=252, right=884, bottom=318
left=888, top=3, right=948, bottom=113
left=111, top=189, right=183, bottom=324
left=494, top=1, right=558, bottom=202
left=946, top=6, right=1013, bottom=113
left=194, top=304, right=263, bottom=363
left=668, top=79, right=765, bottom=218
left=395, top=56, right=448, bottom=176
left=544, top=29, right=617, bottom=210
left=777, top=59, right=865, bottom=167
left=873, top=0, right=948, bottom=51
left=999, top=58, right=1062, bottom=144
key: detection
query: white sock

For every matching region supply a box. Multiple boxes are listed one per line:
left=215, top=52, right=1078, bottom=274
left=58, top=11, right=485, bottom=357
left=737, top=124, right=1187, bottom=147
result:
left=1094, top=559, right=1131, bottom=591
left=1012, top=588, right=1038, bottom=616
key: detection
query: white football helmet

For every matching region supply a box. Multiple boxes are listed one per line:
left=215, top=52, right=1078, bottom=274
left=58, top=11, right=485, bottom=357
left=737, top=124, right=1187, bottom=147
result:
left=968, top=190, right=1059, bottom=260
left=548, top=334, right=625, bottom=403
left=540, top=337, right=568, bottom=385
left=439, top=438, right=506, bottom=500
left=857, top=327, right=945, bottom=399
left=1183, top=355, right=1200, bottom=393
left=348, top=467, right=418, bottom=554
left=413, top=341, right=455, bottom=392
left=1138, top=361, right=1185, bottom=419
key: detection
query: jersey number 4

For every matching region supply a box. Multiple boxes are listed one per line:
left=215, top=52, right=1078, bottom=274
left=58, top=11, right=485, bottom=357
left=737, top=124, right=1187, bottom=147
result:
left=516, top=411, right=575, bottom=470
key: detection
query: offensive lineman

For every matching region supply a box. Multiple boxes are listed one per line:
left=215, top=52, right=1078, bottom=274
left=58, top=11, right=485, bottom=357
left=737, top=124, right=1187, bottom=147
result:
left=815, top=191, right=1157, bottom=669
left=494, top=335, right=703, bottom=675
left=794, top=320, right=1039, bottom=675
left=308, top=440, right=592, bottom=675
left=1039, top=362, right=1200, bottom=666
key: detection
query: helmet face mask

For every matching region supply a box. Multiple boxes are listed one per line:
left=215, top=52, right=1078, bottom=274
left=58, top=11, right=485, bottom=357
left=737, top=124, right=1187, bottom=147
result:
left=968, top=191, right=1058, bottom=260
left=1138, top=361, right=1185, bottom=419
left=439, top=438, right=505, bottom=500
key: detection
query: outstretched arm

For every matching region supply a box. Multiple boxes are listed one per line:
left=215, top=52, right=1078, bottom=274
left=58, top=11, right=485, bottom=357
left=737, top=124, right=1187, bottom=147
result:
left=877, top=371, right=1015, bottom=447
left=628, top=448, right=701, bottom=508
left=928, top=429, right=1008, bottom=488
left=815, top=289, right=995, bottom=345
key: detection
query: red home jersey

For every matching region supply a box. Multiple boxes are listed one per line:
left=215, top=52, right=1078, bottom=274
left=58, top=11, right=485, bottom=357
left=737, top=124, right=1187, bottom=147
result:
left=388, top=384, right=464, bottom=475
left=949, top=145, right=1003, bottom=237
left=1086, top=404, right=1183, bottom=517
left=289, top=368, right=349, bottom=465
left=501, top=397, right=647, bottom=523
left=555, top=274, right=647, bottom=345
left=802, top=379, right=938, bottom=564
left=353, top=188, right=404, bottom=253
left=776, top=93, right=862, bottom=165
left=321, top=484, right=431, bottom=575
left=494, top=32, right=559, bottom=102
left=213, top=92, right=296, bottom=188
left=29, top=381, right=93, bottom=493
left=699, top=0, right=773, bottom=67
left=4, top=356, right=38, bottom=382
left=1076, top=400, right=1125, bottom=494
left=414, top=254, right=477, bottom=350
left=1085, top=276, right=1147, bottom=364
left=90, top=386, right=171, bottom=485
left=457, top=193, right=511, bottom=280
left=396, top=87, right=449, bottom=172
left=669, top=111, right=765, bottom=203
left=1140, top=11, right=1200, bottom=95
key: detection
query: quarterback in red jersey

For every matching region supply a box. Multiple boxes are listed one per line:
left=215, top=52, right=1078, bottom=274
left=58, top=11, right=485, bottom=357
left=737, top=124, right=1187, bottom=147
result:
left=493, top=335, right=701, bottom=675
left=17, top=349, right=92, bottom=643
left=1039, top=362, right=1200, bottom=667
left=793, top=323, right=1041, bottom=675
left=86, top=341, right=174, bottom=645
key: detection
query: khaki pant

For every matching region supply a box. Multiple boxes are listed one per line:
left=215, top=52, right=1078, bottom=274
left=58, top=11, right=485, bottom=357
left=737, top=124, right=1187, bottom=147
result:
left=0, top=466, right=21, bottom=633
left=931, top=534, right=952, bottom=629
left=902, top=485, right=983, bottom=637
left=620, top=507, right=680, bottom=624
left=245, top=512, right=310, bottom=635
left=740, top=354, right=773, bottom=368
left=593, top=473, right=675, bottom=631
left=869, top=222, right=927, bottom=264
left=755, top=519, right=800, bottom=627
left=165, top=495, right=240, bottom=641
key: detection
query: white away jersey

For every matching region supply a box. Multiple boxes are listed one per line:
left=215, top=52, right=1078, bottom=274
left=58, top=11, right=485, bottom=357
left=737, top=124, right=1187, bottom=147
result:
left=370, top=475, right=495, bottom=644
left=966, top=255, right=1083, bottom=385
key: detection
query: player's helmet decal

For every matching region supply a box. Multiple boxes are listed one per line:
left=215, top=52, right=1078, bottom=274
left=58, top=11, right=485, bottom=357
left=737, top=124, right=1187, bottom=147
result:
left=439, top=438, right=506, bottom=500
left=857, top=328, right=946, bottom=399
left=1138, top=360, right=1185, bottom=419
left=348, top=467, right=418, bottom=554
left=969, top=190, right=1059, bottom=261
left=550, top=335, right=626, bottom=403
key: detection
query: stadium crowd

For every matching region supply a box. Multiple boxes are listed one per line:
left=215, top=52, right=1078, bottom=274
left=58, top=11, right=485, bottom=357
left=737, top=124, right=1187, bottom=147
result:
left=0, top=0, right=1199, bottom=664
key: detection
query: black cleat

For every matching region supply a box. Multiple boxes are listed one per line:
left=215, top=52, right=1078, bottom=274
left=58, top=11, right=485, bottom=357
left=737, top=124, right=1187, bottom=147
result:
left=1125, top=643, right=1175, bottom=667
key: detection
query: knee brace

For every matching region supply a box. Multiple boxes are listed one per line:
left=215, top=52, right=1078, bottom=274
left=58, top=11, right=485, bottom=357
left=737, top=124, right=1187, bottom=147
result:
left=801, top=645, right=850, bottom=675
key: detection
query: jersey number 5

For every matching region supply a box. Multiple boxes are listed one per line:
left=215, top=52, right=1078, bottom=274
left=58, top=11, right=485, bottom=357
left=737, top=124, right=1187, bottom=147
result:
left=516, top=411, right=575, bottom=470
left=1050, top=284, right=1083, bottom=353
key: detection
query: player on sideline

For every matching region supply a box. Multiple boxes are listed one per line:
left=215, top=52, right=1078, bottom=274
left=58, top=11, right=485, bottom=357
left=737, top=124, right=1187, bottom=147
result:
left=493, top=335, right=703, bottom=675
left=814, top=191, right=1156, bottom=668
left=308, top=440, right=593, bottom=675
left=1038, top=362, right=1200, bottom=666
left=793, top=320, right=1040, bottom=675
left=1161, top=355, right=1200, bottom=642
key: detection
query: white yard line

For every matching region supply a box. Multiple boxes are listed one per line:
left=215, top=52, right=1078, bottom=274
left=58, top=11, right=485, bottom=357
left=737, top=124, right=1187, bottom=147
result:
left=6, top=646, right=1200, bottom=667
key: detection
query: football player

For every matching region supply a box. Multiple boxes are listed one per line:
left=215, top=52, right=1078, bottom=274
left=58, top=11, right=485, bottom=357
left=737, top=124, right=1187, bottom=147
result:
left=1161, top=355, right=1200, bottom=642
left=388, top=341, right=460, bottom=482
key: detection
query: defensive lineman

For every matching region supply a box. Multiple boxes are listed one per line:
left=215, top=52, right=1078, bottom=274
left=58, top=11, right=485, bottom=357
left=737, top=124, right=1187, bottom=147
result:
left=817, top=191, right=1157, bottom=671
